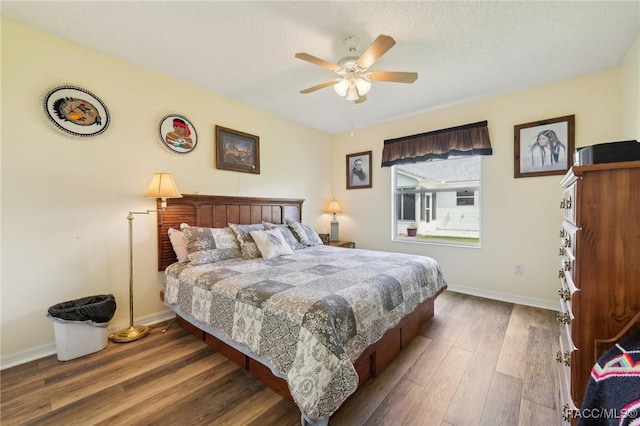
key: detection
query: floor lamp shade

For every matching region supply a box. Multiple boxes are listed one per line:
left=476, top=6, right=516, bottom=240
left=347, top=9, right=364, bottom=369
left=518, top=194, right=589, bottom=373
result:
left=110, top=173, right=182, bottom=343
left=327, top=199, right=342, bottom=242
left=143, top=173, right=182, bottom=208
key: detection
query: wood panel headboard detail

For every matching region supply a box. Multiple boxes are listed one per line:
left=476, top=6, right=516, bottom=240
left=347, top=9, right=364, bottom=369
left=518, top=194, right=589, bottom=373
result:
left=155, top=194, right=305, bottom=270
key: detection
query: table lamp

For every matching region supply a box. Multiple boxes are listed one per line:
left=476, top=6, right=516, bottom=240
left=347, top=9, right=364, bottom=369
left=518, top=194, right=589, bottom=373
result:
left=327, top=198, right=342, bottom=241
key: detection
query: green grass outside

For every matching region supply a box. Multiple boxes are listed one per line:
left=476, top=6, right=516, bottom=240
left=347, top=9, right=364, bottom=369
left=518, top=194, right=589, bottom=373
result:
left=406, top=234, right=480, bottom=244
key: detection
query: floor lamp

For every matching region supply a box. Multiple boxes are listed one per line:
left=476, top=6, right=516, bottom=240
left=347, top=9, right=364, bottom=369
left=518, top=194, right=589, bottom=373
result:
left=110, top=173, right=182, bottom=343
left=327, top=198, right=342, bottom=241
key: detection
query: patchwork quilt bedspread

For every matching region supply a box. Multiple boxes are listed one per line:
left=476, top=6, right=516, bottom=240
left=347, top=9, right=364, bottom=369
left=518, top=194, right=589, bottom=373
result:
left=164, top=245, right=447, bottom=422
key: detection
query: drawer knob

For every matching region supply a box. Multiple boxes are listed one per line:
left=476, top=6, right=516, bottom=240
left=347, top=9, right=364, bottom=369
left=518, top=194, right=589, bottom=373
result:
left=558, top=289, right=571, bottom=301
left=555, top=350, right=571, bottom=366
left=563, top=260, right=572, bottom=272
left=555, top=350, right=563, bottom=363
left=564, top=236, right=572, bottom=248
left=559, top=247, right=566, bottom=256
left=562, top=404, right=578, bottom=421
left=556, top=312, right=571, bottom=325
left=559, top=269, right=565, bottom=279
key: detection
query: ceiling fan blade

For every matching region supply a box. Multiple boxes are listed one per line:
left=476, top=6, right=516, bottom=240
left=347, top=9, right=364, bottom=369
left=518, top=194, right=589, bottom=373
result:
left=368, top=71, right=418, bottom=83
left=300, top=79, right=340, bottom=94
left=356, top=35, right=396, bottom=70
left=295, top=53, right=341, bottom=72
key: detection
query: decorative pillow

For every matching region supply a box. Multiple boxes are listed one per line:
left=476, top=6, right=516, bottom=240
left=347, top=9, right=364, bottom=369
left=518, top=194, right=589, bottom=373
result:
left=249, top=228, right=294, bottom=259
left=228, top=223, right=265, bottom=259
left=286, top=220, right=324, bottom=246
left=262, top=221, right=306, bottom=250
left=181, top=226, right=241, bottom=265
left=168, top=228, right=189, bottom=264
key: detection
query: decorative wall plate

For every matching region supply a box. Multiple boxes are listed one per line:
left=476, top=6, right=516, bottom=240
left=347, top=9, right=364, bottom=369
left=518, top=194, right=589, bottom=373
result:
left=158, top=114, right=198, bottom=154
left=43, top=85, right=110, bottom=137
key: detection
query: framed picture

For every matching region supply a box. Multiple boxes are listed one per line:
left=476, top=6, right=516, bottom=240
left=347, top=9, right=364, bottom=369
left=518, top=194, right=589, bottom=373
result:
left=158, top=114, right=197, bottom=154
left=43, top=85, right=110, bottom=137
left=215, top=125, right=260, bottom=174
left=346, top=150, right=372, bottom=189
left=514, top=115, right=575, bottom=178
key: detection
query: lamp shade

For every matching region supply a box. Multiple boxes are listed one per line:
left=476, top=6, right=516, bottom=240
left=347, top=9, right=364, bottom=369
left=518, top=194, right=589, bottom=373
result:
left=355, top=77, right=371, bottom=96
left=143, top=173, right=182, bottom=199
left=334, top=79, right=350, bottom=97
left=345, top=86, right=359, bottom=102
left=327, top=199, right=342, bottom=214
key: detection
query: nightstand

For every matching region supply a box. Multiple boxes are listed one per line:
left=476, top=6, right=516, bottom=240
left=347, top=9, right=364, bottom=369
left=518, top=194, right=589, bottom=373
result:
left=327, top=240, right=355, bottom=248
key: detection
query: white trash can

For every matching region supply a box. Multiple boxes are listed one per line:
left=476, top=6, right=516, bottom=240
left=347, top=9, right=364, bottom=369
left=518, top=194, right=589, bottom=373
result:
left=50, top=318, right=109, bottom=361
left=47, top=294, right=116, bottom=361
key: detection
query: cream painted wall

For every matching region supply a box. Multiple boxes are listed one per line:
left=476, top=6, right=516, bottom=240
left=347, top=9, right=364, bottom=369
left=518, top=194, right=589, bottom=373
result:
left=2, top=18, right=638, bottom=366
left=620, top=32, right=640, bottom=138
left=0, top=19, right=333, bottom=362
left=330, top=67, right=632, bottom=308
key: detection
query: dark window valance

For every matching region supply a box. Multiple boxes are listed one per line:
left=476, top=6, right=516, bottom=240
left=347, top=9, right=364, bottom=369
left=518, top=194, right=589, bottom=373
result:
left=381, top=120, right=493, bottom=167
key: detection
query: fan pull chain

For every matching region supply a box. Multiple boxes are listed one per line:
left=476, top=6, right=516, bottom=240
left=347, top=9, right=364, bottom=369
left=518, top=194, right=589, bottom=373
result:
left=350, top=104, right=356, bottom=137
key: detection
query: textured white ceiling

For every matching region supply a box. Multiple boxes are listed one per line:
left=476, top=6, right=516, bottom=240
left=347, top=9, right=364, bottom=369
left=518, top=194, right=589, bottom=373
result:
left=2, top=1, right=639, bottom=134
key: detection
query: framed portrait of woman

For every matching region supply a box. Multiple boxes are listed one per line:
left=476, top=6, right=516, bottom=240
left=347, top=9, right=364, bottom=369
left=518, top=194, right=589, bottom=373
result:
left=514, top=115, right=575, bottom=178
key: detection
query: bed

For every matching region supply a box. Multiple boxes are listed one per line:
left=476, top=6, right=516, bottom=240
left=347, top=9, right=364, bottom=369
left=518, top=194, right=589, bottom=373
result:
left=156, top=194, right=447, bottom=425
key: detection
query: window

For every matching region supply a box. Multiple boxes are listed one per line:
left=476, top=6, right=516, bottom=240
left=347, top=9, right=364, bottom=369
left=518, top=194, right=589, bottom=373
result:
left=392, top=156, right=481, bottom=247
left=456, top=190, right=475, bottom=206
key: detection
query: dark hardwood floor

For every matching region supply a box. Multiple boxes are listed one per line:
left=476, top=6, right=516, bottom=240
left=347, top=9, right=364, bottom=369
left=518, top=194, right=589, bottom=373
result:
left=1, top=291, right=560, bottom=425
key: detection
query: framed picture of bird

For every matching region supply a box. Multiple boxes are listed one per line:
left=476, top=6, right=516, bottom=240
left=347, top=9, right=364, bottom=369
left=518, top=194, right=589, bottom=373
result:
left=43, top=85, right=110, bottom=138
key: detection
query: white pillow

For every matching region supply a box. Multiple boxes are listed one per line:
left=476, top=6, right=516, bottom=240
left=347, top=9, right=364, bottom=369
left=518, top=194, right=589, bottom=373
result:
left=249, top=228, right=294, bottom=259
left=168, top=228, right=189, bottom=264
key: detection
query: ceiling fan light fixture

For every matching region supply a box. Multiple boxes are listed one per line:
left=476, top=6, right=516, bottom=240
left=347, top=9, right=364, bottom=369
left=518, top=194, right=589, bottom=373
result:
left=334, top=78, right=349, bottom=97
left=355, top=77, right=371, bottom=96
left=297, top=34, right=416, bottom=104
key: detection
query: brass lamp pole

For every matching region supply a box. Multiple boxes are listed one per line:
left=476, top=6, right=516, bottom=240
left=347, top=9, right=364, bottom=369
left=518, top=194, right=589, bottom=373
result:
left=110, top=173, right=182, bottom=343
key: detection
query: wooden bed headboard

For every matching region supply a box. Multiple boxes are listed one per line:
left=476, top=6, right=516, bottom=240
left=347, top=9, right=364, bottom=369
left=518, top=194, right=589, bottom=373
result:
left=155, top=194, right=305, bottom=270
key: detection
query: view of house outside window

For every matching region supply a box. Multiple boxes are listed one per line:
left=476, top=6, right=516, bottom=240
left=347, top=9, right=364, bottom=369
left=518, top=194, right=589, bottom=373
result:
left=392, top=156, right=481, bottom=247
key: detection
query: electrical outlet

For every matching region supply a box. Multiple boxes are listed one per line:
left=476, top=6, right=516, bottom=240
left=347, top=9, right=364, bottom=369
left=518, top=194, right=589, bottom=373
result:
left=515, top=264, right=524, bottom=275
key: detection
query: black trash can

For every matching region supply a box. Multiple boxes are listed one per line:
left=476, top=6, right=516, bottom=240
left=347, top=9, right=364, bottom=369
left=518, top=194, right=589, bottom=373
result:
left=47, top=294, right=116, bottom=361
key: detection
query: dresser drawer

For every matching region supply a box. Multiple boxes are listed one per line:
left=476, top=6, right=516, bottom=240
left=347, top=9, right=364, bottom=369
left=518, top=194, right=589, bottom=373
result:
left=559, top=269, right=579, bottom=318
left=561, top=182, right=577, bottom=224
left=557, top=356, right=579, bottom=424
left=560, top=221, right=580, bottom=286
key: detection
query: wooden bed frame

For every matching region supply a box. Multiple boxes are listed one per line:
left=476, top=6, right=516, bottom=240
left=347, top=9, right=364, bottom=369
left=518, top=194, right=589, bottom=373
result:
left=157, top=194, right=442, bottom=409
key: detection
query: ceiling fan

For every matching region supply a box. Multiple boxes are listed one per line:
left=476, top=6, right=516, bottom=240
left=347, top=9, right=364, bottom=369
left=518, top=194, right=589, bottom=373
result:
left=295, top=34, right=418, bottom=103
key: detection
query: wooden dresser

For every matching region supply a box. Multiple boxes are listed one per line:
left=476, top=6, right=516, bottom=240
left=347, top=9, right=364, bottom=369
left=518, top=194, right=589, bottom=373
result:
left=557, top=160, right=640, bottom=424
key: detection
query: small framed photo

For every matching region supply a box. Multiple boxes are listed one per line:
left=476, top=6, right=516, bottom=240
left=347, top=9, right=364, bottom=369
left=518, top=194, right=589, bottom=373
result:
left=346, top=151, right=372, bottom=189
left=158, top=114, right=197, bottom=154
left=514, top=115, right=575, bottom=178
left=215, top=125, right=260, bottom=174
left=43, top=85, right=110, bottom=137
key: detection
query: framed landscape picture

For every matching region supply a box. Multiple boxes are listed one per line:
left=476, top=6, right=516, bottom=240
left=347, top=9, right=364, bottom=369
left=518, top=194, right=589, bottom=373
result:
left=514, top=115, right=575, bottom=178
left=215, top=125, right=260, bottom=174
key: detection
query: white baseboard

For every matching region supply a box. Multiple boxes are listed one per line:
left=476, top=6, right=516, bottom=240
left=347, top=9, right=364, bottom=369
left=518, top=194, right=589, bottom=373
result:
left=1, top=310, right=176, bottom=371
left=446, top=285, right=560, bottom=312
